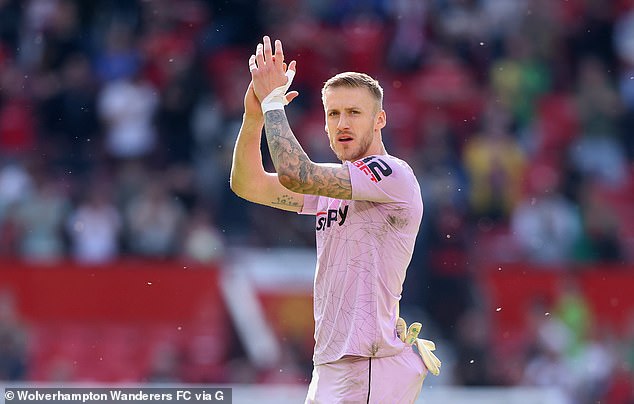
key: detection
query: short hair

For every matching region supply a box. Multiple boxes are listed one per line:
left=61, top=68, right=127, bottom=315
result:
left=322, top=72, right=383, bottom=110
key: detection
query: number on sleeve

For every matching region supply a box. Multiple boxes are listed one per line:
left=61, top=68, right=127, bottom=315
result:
left=360, top=156, right=393, bottom=182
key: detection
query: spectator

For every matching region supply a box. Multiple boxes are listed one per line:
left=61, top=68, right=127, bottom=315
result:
left=0, top=288, right=27, bottom=381
left=413, top=45, right=482, bottom=141
left=570, top=56, right=627, bottom=186
left=522, top=315, right=576, bottom=400
left=97, top=70, right=159, bottom=161
left=36, top=53, right=100, bottom=172
left=0, top=161, right=33, bottom=220
left=14, top=173, right=70, bottom=263
left=66, top=184, right=122, bottom=264
left=423, top=200, right=472, bottom=341
left=180, top=205, right=225, bottom=263
left=572, top=181, right=624, bottom=263
left=94, top=23, right=141, bottom=83
left=489, top=33, right=551, bottom=131
left=553, top=278, right=593, bottom=357
left=463, top=102, right=526, bottom=221
left=124, top=178, right=185, bottom=257
left=511, top=164, right=582, bottom=264
left=385, top=0, right=428, bottom=73
left=0, top=161, right=33, bottom=257
left=614, top=9, right=634, bottom=161
left=0, top=63, right=37, bottom=156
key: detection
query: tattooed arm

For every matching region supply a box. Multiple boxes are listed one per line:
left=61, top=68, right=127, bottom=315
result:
left=264, top=110, right=352, bottom=200
left=230, top=83, right=304, bottom=212
left=249, top=35, right=352, bottom=199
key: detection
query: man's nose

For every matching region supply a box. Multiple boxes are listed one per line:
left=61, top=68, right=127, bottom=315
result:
left=337, top=115, right=349, bottom=130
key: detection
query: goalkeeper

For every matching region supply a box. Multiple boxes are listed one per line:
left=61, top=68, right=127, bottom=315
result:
left=230, top=35, right=440, bottom=403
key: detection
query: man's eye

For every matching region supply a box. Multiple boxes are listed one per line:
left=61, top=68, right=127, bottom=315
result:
left=328, top=112, right=339, bottom=117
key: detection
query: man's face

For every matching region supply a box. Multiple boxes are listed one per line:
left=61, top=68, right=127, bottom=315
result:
left=322, top=86, right=385, bottom=162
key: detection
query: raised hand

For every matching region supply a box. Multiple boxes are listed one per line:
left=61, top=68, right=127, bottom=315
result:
left=249, top=36, right=297, bottom=107
left=243, top=80, right=298, bottom=122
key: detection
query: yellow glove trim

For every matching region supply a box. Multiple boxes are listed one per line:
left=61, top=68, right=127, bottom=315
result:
left=415, top=338, right=441, bottom=376
left=396, top=317, right=407, bottom=342
left=396, top=317, right=441, bottom=376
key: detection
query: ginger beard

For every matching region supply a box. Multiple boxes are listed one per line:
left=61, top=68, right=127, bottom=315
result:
left=330, top=127, right=373, bottom=162
left=323, top=86, right=385, bottom=163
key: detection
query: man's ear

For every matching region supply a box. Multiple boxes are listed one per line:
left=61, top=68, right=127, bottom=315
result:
left=375, top=110, right=386, bottom=131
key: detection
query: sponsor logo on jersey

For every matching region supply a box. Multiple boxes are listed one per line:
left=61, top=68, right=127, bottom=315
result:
left=316, top=205, right=348, bottom=231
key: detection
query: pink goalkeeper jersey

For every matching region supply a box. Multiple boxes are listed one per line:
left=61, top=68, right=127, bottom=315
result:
left=300, top=154, right=423, bottom=365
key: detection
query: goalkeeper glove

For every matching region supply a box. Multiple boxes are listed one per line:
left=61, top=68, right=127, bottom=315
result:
left=396, top=317, right=441, bottom=376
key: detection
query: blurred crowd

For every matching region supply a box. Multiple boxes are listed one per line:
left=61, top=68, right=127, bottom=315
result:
left=0, top=0, right=633, bottom=262
left=1, top=0, right=634, bottom=401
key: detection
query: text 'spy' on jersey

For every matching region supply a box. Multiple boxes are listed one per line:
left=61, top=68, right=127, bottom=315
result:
left=300, top=154, right=423, bottom=365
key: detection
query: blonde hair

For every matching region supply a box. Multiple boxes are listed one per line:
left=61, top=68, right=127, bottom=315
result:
left=322, top=72, right=383, bottom=110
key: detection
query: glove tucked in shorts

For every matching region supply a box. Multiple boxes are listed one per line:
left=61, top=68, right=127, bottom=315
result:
left=304, top=347, right=427, bottom=404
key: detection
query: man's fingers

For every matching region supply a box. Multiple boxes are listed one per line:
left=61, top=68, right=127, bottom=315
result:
left=249, top=55, right=257, bottom=72
left=288, top=60, right=297, bottom=72
left=255, top=37, right=289, bottom=73
left=255, top=43, right=265, bottom=70
left=285, top=90, right=299, bottom=104
left=274, top=39, right=284, bottom=68
left=263, top=36, right=273, bottom=63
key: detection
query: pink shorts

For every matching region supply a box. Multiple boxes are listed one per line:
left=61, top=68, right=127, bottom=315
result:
left=305, top=347, right=427, bottom=404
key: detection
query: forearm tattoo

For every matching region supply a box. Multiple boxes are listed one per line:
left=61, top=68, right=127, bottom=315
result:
left=264, top=110, right=352, bottom=199
left=272, top=193, right=301, bottom=208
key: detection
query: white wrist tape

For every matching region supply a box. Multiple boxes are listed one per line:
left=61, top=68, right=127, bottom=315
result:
left=261, top=69, right=296, bottom=113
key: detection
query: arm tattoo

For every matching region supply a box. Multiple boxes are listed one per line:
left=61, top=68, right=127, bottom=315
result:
left=271, top=193, right=301, bottom=208
left=264, top=110, right=352, bottom=199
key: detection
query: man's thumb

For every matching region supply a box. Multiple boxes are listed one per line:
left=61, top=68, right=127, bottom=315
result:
left=285, top=91, right=299, bottom=105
